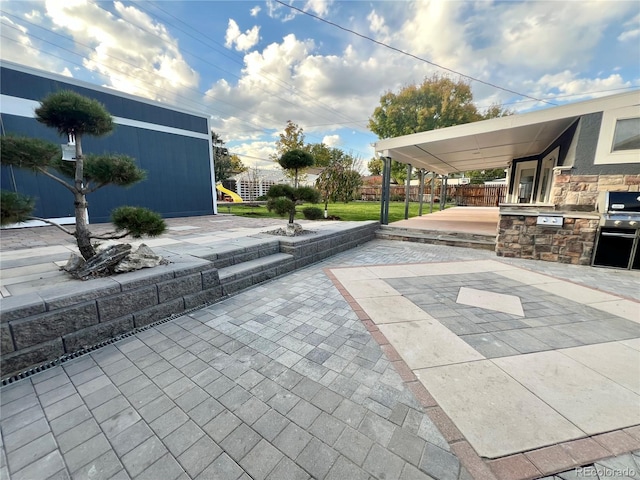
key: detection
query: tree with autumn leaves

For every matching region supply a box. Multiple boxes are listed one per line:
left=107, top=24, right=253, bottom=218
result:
left=368, top=75, right=510, bottom=181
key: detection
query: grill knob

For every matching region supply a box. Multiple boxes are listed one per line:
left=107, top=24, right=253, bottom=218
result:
left=630, top=221, right=638, bottom=226
left=614, top=220, right=622, bottom=225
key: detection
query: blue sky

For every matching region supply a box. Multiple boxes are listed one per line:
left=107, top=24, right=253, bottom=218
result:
left=1, top=0, right=639, bottom=171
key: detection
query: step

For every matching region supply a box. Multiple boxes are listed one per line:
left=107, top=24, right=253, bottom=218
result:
left=218, top=252, right=295, bottom=294
left=376, top=228, right=496, bottom=251
left=193, top=238, right=281, bottom=269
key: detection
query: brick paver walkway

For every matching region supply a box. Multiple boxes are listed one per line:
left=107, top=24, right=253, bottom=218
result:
left=1, top=234, right=639, bottom=479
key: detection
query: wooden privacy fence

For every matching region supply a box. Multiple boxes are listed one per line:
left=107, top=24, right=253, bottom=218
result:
left=454, top=185, right=507, bottom=206
left=358, top=184, right=506, bottom=206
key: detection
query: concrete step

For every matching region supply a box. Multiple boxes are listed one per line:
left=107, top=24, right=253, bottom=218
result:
left=376, top=227, right=496, bottom=251
left=196, top=238, right=281, bottom=269
left=218, top=252, right=295, bottom=294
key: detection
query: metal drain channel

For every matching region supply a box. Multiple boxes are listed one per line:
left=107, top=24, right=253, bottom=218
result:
left=1, top=299, right=223, bottom=387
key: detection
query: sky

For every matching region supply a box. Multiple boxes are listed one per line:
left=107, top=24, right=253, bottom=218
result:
left=1, top=0, right=639, bottom=171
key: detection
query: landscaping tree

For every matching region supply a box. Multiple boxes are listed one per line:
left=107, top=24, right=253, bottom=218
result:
left=0, top=90, right=166, bottom=260
left=278, top=149, right=314, bottom=188
left=316, top=149, right=363, bottom=217
left=266, top=184, right=320, bottom=225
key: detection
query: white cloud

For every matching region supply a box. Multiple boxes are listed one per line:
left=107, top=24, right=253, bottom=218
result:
left=0, top=14, right=68, bottom=75
left=42, top=0, right=199, bottom=106
left=225, top=19, right=260, bottom=52
left=534, top=71, right=633, bottom=102
left=304, top=0, right=332, bottom=17
left=265, top=0, right=297, bottom=22
left=322, top=135, right=340, bottom=147
left=250, top=6, right=261, bottom=17
left=618, top=29, right=640, bottom=42
left=367, top=10, right=388, bottom=37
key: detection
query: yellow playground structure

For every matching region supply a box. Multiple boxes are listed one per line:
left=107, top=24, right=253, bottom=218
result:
left=216, top=184, right=243, bottom=202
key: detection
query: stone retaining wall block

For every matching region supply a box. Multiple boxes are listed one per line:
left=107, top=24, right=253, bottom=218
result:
left=133, top=298, right=185, bottom=328
left=157, top=273, right=202, bottom=303
left=11, top=302, right=99, bottom=349
left=63, top=315, right=134, bottom=353
left=97, top=285, right=158, bottom=322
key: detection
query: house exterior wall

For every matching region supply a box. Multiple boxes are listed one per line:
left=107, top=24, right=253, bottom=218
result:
left=0, top=63, right=216, bottom=223
left=498, top=103, right=640, bottom=265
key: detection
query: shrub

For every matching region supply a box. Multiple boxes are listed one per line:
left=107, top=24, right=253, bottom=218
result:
left=302, top=207, right=323, bottom=220
left=111, top=206, right=166, bottom=238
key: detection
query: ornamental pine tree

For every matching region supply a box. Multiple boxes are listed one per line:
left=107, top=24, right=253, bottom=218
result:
left=0, top=90, right=166, bottom=260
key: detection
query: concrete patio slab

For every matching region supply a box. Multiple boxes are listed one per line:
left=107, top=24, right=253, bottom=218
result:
left=494, top=351, right=640, bottom=435
left=378, top=320, right=484, bottom=369
left=415, top=360, right=584, bottom=459
left=559, top=341, right=640, bottom=394
left=336, top=278, right=400, bottom=299
left=589, top=299, right=640, bottom=323
left=357, top=296, right=428, bottom=324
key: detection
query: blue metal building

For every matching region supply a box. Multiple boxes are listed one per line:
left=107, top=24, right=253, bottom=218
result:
left=1, top=61, right=216, bottom=224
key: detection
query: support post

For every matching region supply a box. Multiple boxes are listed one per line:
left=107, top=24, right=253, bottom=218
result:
left=418, top=169, right=425, bottom=216
left=440, top=175, right=448, bottom=211
left=404, top=164, right=412, bottom=220
left=430, top=172, right=436, bottom=213
left=380, top=156, right=392, bottom=225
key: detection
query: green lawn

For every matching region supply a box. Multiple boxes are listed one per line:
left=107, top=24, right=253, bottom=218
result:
left=221, top=201, right=450, bottom=223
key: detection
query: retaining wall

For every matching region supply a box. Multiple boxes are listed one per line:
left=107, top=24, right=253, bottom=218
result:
left=0, top=221, right=379, bottom=378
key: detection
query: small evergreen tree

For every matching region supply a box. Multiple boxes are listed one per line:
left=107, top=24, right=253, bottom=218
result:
left=0, top=90, right=166, bottom=260
left=266, top=184, right=320, bottom=224
left=278, top=149, right=314, bottom=188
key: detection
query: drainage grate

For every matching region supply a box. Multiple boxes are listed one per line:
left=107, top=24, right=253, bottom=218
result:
left=1, top=298, right=225, bottom=387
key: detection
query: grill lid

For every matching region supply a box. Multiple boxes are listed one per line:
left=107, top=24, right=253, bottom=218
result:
left=598, top=192, right=640, bottom=213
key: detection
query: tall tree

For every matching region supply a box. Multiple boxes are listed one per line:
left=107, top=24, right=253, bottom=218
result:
left=212, top=131, right=247, bottom=183
left=271, top=120, right=305, bottom=161
left=306, top=143, right=333, bottom=168
left=1, top=90, right=165, bottom=260
left=368, top=75, right=510, bottom=181
left=369, top=75, right=489, bottom=138
left=367, top=158, right=383, bottom=176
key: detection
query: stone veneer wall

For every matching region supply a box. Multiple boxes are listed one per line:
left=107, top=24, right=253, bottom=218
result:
left=551, top=173, right=640, bottom=209
left=496, top=213, right=599, bottom=265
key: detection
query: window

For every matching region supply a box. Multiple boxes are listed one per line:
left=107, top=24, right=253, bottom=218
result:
left=612, top=117, right=640, bottom=151
left=510, top=160, right=537, bottom=204
left=595, top=105, right=640, bottom=165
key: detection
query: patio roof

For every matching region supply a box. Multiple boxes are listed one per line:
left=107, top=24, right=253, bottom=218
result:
left=374, top=90, right=639, bottom=175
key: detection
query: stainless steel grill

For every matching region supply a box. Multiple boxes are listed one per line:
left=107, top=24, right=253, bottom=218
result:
left=592, top=192, right=640, bottom=270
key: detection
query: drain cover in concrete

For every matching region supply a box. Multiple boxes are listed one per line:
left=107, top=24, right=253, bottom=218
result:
left=456, top=287, right=524, bottom=316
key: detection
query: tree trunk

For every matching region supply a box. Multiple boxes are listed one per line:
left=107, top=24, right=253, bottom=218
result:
left=73, top=135, right=95, bottom=260
left=294, top=168, right=299, bottom=188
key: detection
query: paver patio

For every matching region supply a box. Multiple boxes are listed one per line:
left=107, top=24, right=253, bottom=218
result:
left=1, top=219, right=639, bottom=479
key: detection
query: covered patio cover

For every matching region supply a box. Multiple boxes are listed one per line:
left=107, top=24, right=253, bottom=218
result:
left=373, top=92, right=636, bottom=174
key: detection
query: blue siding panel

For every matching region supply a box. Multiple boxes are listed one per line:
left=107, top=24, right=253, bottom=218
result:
left=0, top=67, right=209, bottom=134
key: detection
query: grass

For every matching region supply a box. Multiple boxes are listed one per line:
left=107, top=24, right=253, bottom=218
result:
left=221, top=201, right=451, bottom=223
